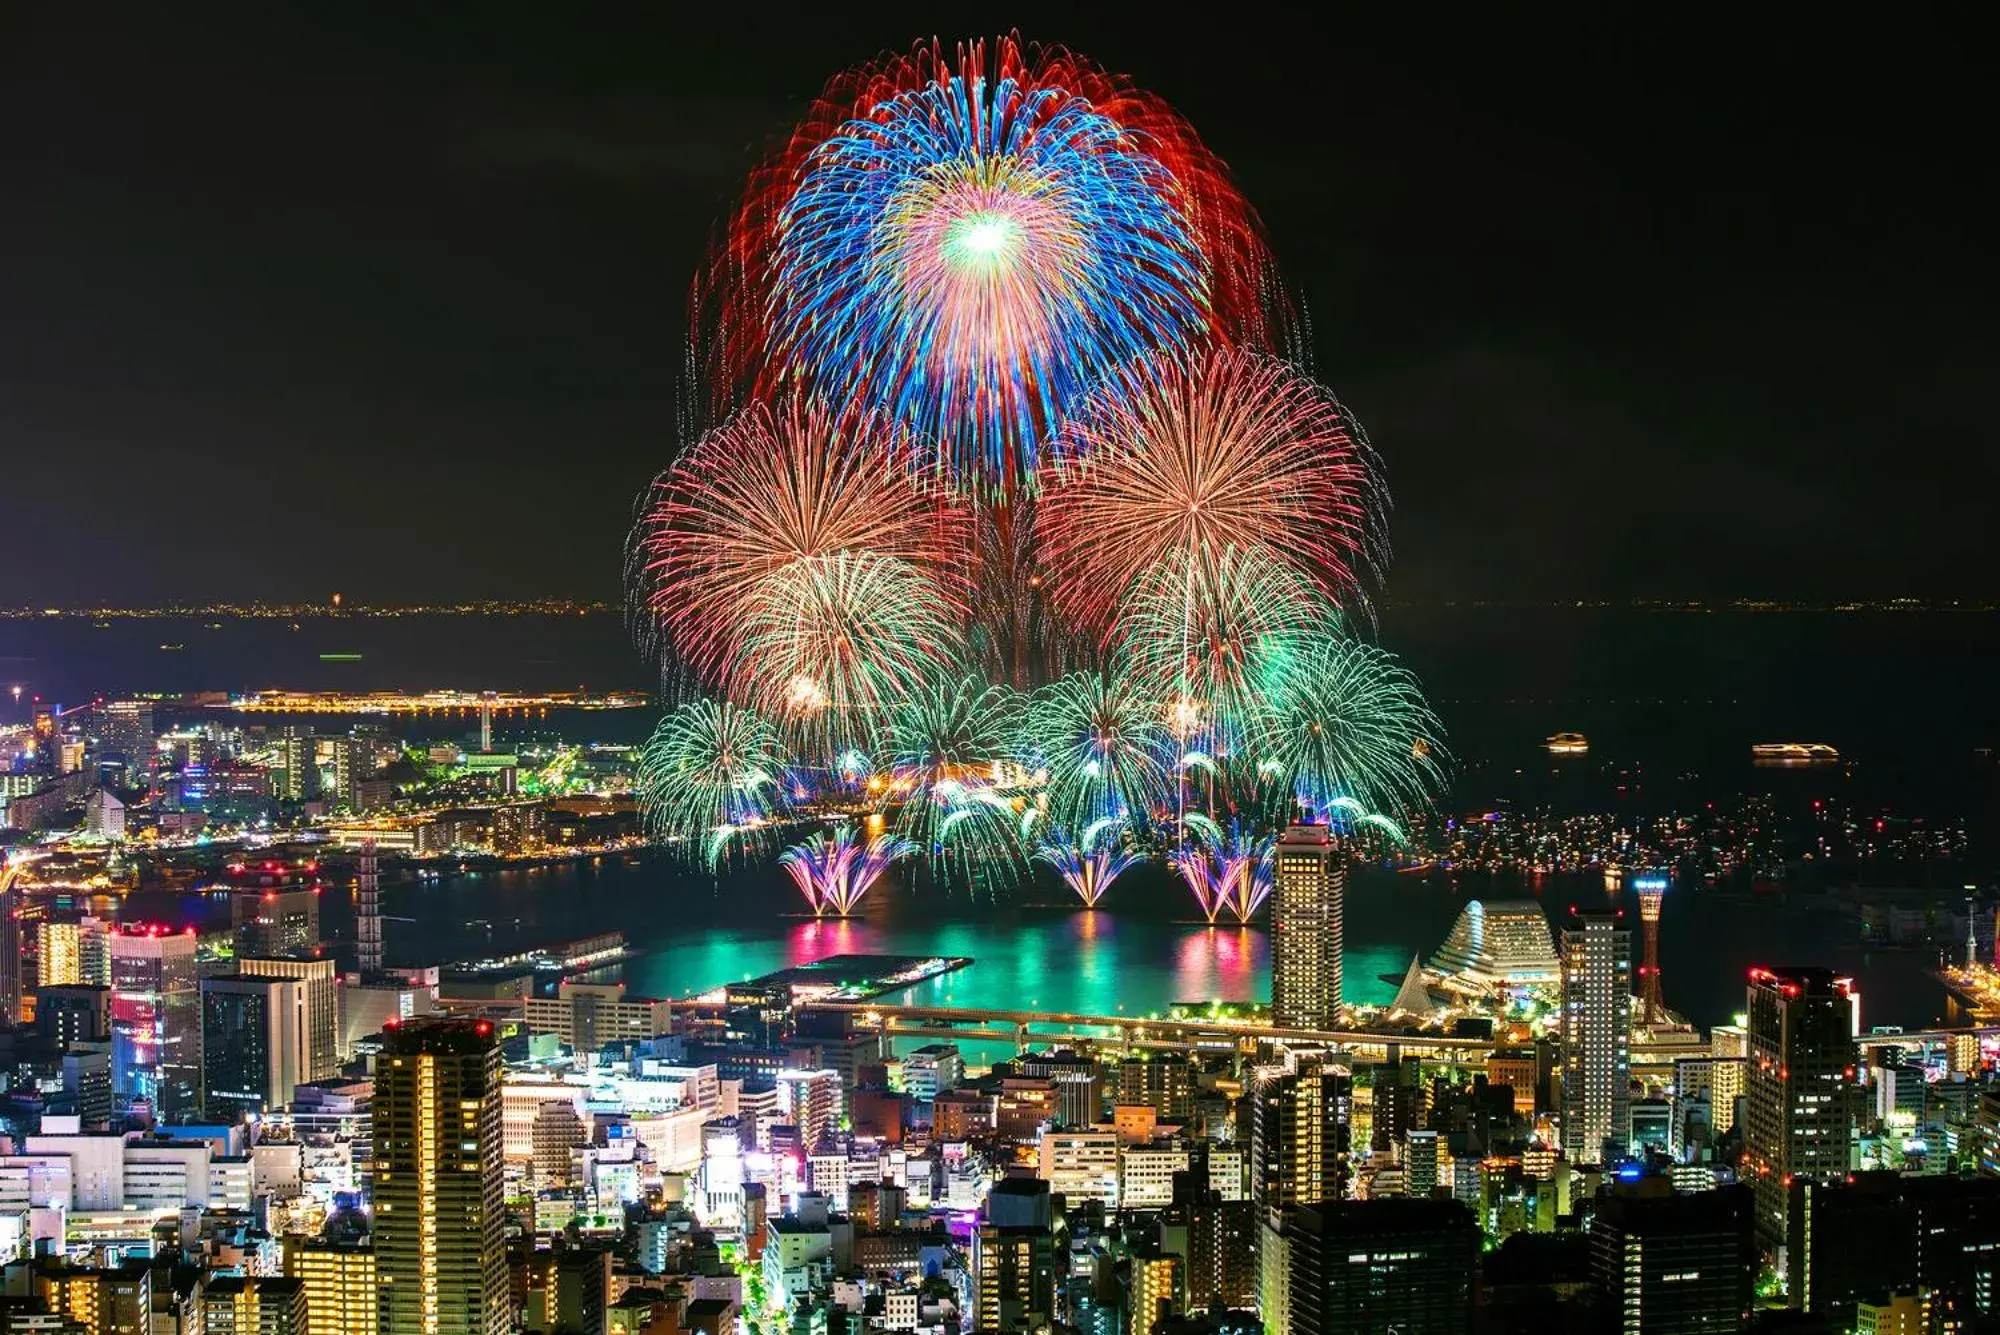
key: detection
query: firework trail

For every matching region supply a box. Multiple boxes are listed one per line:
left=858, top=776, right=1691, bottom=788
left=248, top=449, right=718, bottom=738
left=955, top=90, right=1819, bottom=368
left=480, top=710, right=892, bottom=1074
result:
left=1170, top=819, right=1274, bottom=923
left=1034, top=817, right=1140, bottom=908
left=781, top=825, right=916, bottom=915
left=1039, top=347, right=1383, bottom=636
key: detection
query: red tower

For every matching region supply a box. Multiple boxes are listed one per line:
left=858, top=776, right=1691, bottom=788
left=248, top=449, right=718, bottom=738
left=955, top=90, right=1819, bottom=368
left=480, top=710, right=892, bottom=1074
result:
left=1635, top=874, right=1668, bottom=1022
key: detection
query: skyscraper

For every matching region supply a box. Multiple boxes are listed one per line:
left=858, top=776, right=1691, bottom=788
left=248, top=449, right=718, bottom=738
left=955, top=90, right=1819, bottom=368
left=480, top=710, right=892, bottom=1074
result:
left=356, top=840, right=384, bottom=977
left=1271, top=822, right=1341, bottom=1029
left=1281, top=1198, right=1479, bottom=1335
left=1251, top=1051, right=1354, bottom=1331
left=283, top=1236, right=378, bottom=1335
left=94, top=700, right=155, bottom=774
left=374, top=1018, right=507, bottom=1335
left=0, top=856, right=20, bottom=1028
left=1591, top=1182, right=1755, bottom=1332
left=109, top=927, right=201, bottom=1119
left=1746, top=967, right=1860, bottom=1251
left=1560, top=912, right=1632, bottom=1165
left=239, top=956, right=339, bottom=1082
left=201, top=974, right=309, bottom=1119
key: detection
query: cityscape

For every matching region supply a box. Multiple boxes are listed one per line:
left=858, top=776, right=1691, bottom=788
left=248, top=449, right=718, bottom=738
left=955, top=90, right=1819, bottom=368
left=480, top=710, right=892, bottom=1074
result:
left=5, top=10, right=1994, bottom=1335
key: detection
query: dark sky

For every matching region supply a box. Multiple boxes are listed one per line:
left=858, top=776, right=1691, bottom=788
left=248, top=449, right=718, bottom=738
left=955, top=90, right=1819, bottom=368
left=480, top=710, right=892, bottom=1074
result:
left=3, top=6, right=1990, bottom=606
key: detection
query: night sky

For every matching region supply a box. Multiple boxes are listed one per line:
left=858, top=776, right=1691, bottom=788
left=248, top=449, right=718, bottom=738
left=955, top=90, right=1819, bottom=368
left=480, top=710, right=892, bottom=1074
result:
left=4, top=6, right=1989, bottom=606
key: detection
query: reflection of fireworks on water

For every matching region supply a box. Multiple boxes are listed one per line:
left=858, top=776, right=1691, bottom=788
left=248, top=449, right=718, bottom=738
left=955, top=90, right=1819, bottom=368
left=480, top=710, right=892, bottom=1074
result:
left=781, top=826, right=916, bottom=915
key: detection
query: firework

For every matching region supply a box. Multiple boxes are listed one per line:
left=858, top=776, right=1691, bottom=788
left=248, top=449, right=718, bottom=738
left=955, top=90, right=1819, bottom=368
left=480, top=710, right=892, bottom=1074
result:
left=1170, top=819, right=1273, bottom=923
left=781, top=825, right=916, bottom=915
left=637, top=699, right=786, bottom=868
left=700, top=36, right=1284, bottom=490
left=888, top=673, right=1027, bottom=873
left=1039, top=347, right=1382, bottom=636
left=636, top=398, right=966, bottom=690
left=1034, top=822, right=1141, bottom=909
left=1025, top=669, right=1172, bottom=831
left=1114, top=545, right=1330, bottom=755
left=1256, top=635, right=1448, bottom=819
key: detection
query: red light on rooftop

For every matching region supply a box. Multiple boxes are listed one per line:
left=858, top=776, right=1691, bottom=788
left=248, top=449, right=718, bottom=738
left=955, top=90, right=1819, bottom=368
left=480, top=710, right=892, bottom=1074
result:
left=475, top=1021, right=492, bottom=1036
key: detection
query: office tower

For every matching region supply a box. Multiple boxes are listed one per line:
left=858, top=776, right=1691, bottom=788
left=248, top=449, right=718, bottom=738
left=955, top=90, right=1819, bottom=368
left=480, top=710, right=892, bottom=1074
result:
left=1560, top=912, right=1632, bottom=1165
left=1634, top=873, right=1668, bottom=1022
left=39, top=916, right=109, bottom=987
left=95, top=699, right=155, bottom=771
left=239, top=956, right=339, bottom=1081
left=356, top=840, right=384, bottom=976
left=328, top=735, right=371, bottom=811
left=275, top=730, right=318, bottom=802
left=1746, top=967, right=1859, bottom=1250
left=522, top=980, right=674, bottom=1053
left=972, top=1221, right=1056, bottom=1332
left=1117, top=1054, right=1194, bottom=1122
left=1127, top=1250, right=1182, bottom=1335
left=109, top=927, right=201, bottom=1118
left=522, top=1249, right=612, bottom=1335
left=201, top=974, right=309, bottom=1118
left=1271, top=822, right=1341, bottom=1029
left=0, top=857, right=18, bottom=1028
left=901, top=1043, right=962, bottom=1102
left=1591, top=1183, right=1755, bottom=1332
left=234, top=888, right=321, bottom=957
left=1038, top=1127, right=1120, bottom=1209
left=203, top=1276, right=308, bottom=1335
left=1017, top=1049, right=1103, bottom=1127
left=283, top=1236, right=378, bottom=1335
left=775, top=1068, right=841, bottom=1148
left=37, top=983, right=112, bottom=1046
left=1787, top=1173, right=2000, bottom=1327
left=1281, top=1199, right=1478, bottom=1335
left=1405, top=1128, right=1441, bottom=1197
left=374, top=1018, right=507, bottom=1335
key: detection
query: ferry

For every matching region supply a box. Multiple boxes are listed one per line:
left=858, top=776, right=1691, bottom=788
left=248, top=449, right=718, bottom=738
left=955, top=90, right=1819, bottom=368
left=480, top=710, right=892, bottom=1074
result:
left=1545, top=731, right=1589, bottom=755
left=1752, top=742, right=1840, bottom=765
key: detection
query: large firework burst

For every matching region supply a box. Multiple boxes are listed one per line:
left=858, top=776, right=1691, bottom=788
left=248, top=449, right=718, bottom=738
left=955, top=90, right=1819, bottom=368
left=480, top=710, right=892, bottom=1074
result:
left=1038, top=347, right=1383, bottom=637
left=888, top=673, right=1027, bottom=874
left=1025, top=669, right=1172, bottom=831
left=700, top=36, right=1285, bottom=490
left=637, top=699, right=786, bottom=868
left=636, top=399, right=966, bottom=695
left=1255, top=634, right=1448, bottom=818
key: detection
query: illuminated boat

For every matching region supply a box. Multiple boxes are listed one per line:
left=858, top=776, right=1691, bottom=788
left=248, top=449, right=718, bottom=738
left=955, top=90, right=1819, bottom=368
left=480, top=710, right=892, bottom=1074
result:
left=1752, top=742, right=1839, bottom=765
left=1545, top=732, right=1589, bottom=755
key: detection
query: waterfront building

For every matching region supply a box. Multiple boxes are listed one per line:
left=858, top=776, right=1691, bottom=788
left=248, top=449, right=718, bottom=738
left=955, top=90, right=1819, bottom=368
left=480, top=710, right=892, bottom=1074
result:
left=1428, top=899, right=1561, bottom=993
left=1746, top=967, right=1859, bottom=1252
left=374, top=1018, right=507, bottom=1335
left=1559, top=912, right=1632, bottom=1165
left=1271, top=822, right=1341, bottom=1029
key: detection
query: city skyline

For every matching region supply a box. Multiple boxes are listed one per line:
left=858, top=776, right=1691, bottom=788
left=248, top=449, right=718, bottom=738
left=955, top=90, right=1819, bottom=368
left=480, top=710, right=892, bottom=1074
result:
left=5, top=7, right=1992, bottom=606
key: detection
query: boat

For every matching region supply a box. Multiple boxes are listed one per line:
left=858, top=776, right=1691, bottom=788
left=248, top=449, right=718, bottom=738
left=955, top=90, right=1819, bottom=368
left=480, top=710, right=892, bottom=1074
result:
left=1545, top=731, right=1589, bottom=755
left=1752, top=742, right=1839, bottom=765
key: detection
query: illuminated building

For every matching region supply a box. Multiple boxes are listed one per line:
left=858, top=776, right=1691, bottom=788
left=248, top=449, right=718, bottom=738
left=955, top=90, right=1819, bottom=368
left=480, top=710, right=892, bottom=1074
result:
left=1855, top=1290, right=1931, bottom=1335
left=202, top=1276, right=308, bottom=1335
left=1633, top=874, right=1668, bottom=1022
left=374, top=1018, right=507, bottom=1335
left=109, top=927, right=201, bottom=1119
left=1428, top=899, right=1560, bottom=992
left=1405, top=1129, right=1441, bottom=1198
left=37, top=983, right=111, bottom=1046
left=1560, top=912, right=1632, bottom=1165
left=355, top=839, right=383, bottom=976
left=1590, top=1183, right=1754, bottom=1332
left=200, top=974, right=309, bottom=1119
left=283, top=1236, right=378, bottom=1335
left=1271, top=822, right=1341, bottom=1029
left=1117, top=1053, right=1193, bottom=1121
left=230, top=880, right=322, bottom=957
left=972, top=1222, right=1055, bottom=1332
left=1280, top=1198, right=1479, bottom=1335
left=0, top=859, right=18, bottom=1028
left=1127, top=1250, right=1182, bottom=1335
left=37, top=1261, right=153, bottom=1335
left=239, top=956, right=339, bottom=1081
left=94, top=700, right=155, bottom=773
left=1037, top=1127, right=1120, bottom=1209
left=901, top=1043, right=962, bottom=1102
left=1745, top=967, right=1859, bottom=1253
left=522, top=980, right=673, bottom=1052
left=1251, top=1051, right=1353, bottom=1332
left=39, top=916, right=110, bottom=987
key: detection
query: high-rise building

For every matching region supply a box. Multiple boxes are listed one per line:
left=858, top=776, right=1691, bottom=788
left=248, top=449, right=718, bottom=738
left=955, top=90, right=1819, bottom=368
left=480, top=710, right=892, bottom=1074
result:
left=239, top=956, right=339, bottom=1081
left=1127, top=1249, right=1182, bottom=1335
left=901, top=1043, right=963, bottom=1102
left=201, top=974, right=309, bottom=1118
left=374, top=1018, right=507, bottom=1335
left=0, top=857, right=19, bottom=1028
left=39, top=916, right=110, bottom=987
left=972, top=1222, right=1055, bottom=1332
left=1281, top=1198, right=1479, bottom=1335
left=1591, top=1182, right=1755, bottom=1332
left=1251, top=1051, right=1354, bottom=1332
left=37, top=1261, right=154, bottom=1335
left=95, top=700, right=156, bottom=772
left=1405, top=1128, right=1441, bottom=1198
left=203, top=1276, right=308, bottom=1335
left=234, top=887, right=322, bottom=957
left=283, top=1236, right=378, bottom=1335
left=1786, top=1172, right=2000, bottom=1327
left=1271, top=823, right=1342, bottom=1029
left=1037, top=1127, right=1120, bottom=1209
left=1117, top=1054, right=1194, bottom=1122
left=1745, top=967, right=1859, bottom=1251
left=109, top=927, right=201, bottom=1119
left=1164, top=1176, right=1257, bottom=1311
left=37, top=983, right=112, bottom=1046
left=1560, top=912, right=1633, bottom=1165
